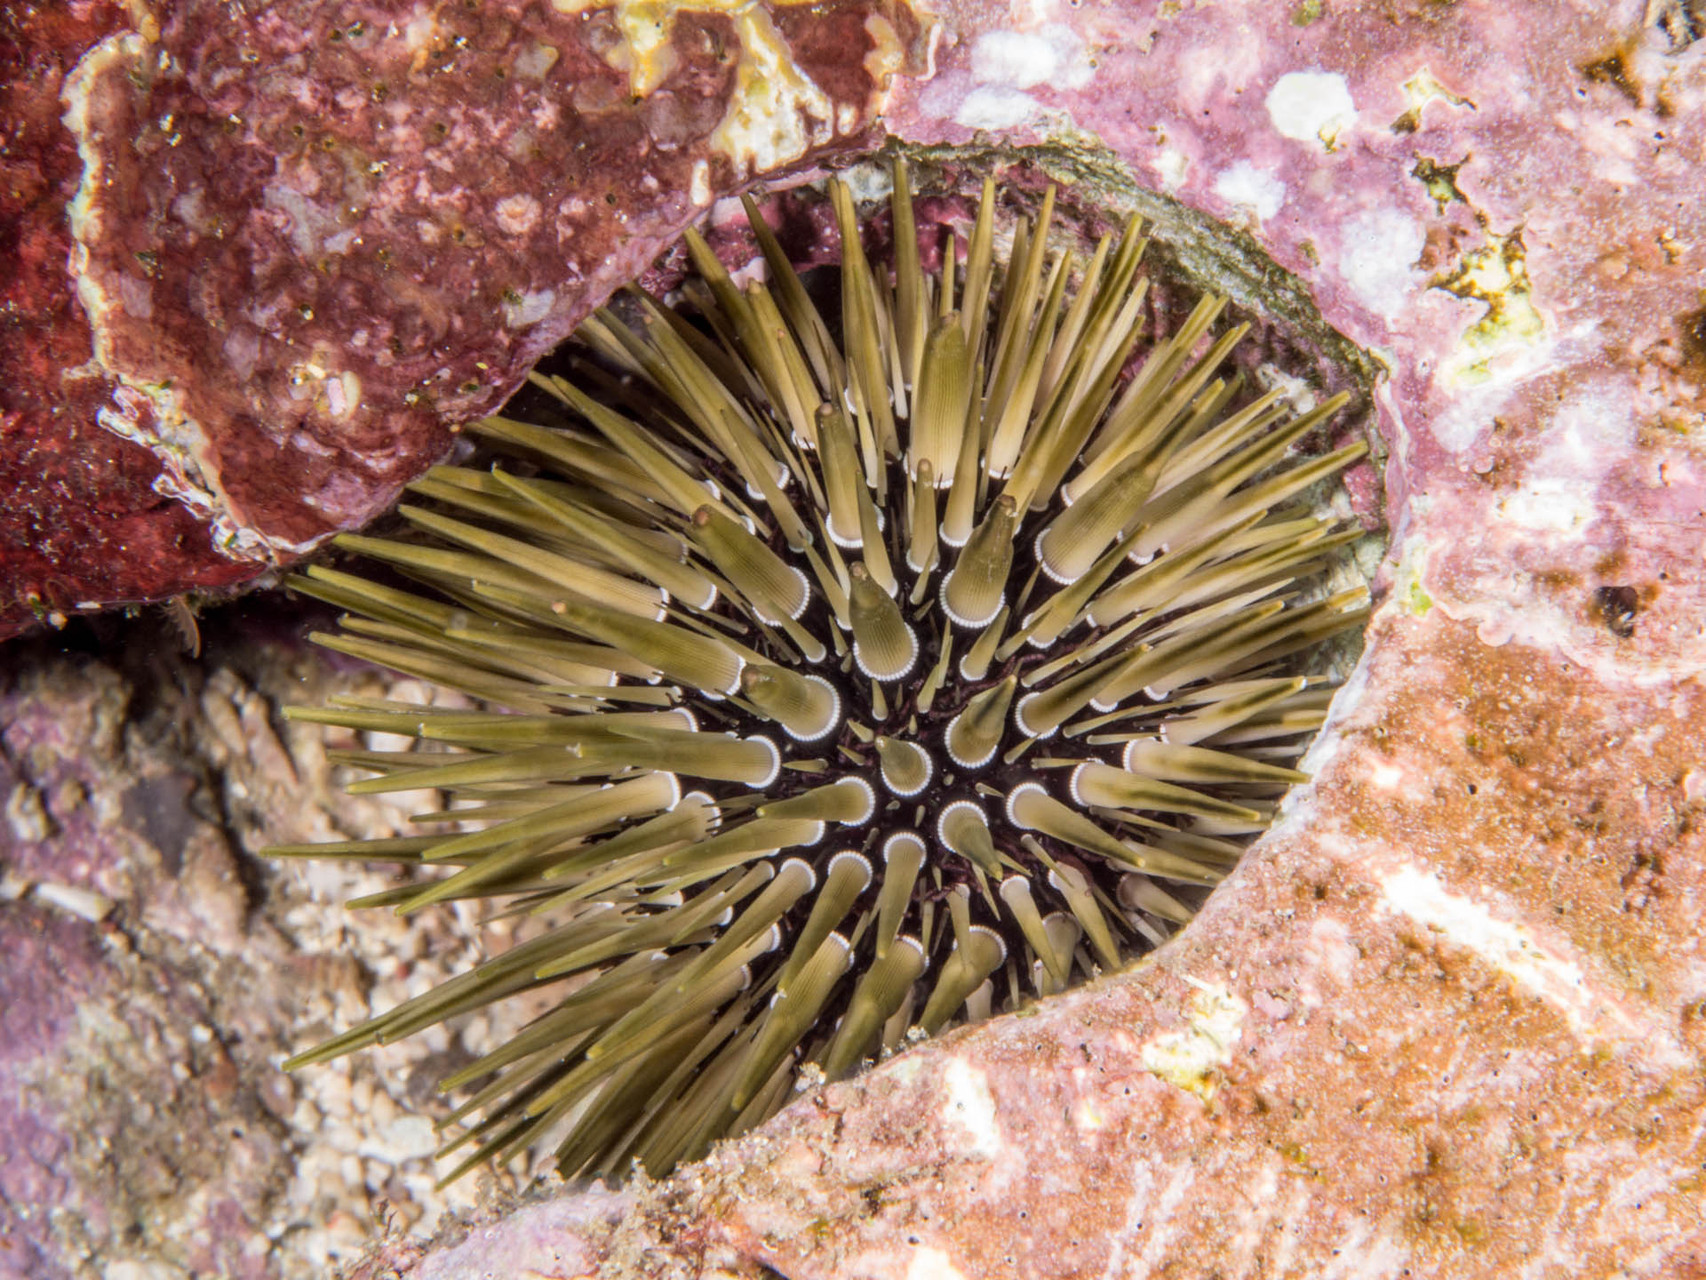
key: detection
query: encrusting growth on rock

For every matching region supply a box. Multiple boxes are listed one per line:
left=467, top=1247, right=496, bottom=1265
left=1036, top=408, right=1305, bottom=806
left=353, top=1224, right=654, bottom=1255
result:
left=268, top=160, right=1370, bottom=1183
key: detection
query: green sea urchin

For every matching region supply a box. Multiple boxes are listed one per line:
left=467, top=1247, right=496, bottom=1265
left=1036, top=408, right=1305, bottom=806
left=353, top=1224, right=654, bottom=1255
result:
left=270, top=160, right=1371, bottom=1183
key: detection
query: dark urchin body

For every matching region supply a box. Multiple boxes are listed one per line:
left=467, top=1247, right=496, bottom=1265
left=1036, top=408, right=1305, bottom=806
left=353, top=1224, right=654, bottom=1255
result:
left=271, top=161, right=1370, bottom=1183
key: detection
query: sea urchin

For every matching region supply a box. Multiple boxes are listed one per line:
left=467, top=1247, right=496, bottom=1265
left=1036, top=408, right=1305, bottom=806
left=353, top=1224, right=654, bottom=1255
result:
left=270, top=160, right=1371, bottom=1183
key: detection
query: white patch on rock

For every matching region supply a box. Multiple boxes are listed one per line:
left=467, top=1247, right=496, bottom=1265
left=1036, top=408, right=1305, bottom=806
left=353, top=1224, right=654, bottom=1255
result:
left=954, top=85, right=1040, bottom=131
left=1213, top=161, right=1285, bottom=223
left=494, top=193, right=541, bottom=237
left=969, top=25, right=1094, bottom=91
left=117, top=272, right=153, bottom=321
left=1153, top=144, right=1189, bottom=192
left=303, top=470, right=379, bottom=524
left=1139, top=977, right=1245, bottom=1101
left=1337, top=207, right=1425, bottom=320
left=1266, top=70, right=1357, bottom=148
left=941, top=1057, right=1002, bottom=1158
left=1542, top=387, right=1636, bottom=473
left=1495, top=478, right=1597, bottom=535
left=905, top=1246, right=970, bottom=1280
left=358, top=1115, right=438, bottom=1162
left=839, top=161, right=895, bottom=205
left=501, top=288, right=555, bottom=329
left=513, top=41, right=560, bottom=79
left=262, top=181, right=338, bottom=257
left=1305, top=914, right=1361, bottom=991
left=1494, top=388, right=1631, bottom=537
left=1379, top=865, right=1687, bottom=1062
left=690, top=159, right=712, bottom=207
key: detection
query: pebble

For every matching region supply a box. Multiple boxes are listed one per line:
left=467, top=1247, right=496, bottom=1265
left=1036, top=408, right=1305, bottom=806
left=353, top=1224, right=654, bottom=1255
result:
left=5, top=782, right=53, bottom=842
left=33, top=881, right=115, bottom=922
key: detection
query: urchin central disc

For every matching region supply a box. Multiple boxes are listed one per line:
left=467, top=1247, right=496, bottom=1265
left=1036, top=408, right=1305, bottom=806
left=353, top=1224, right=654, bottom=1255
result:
left=273, top=156, right=1370, bottom=1185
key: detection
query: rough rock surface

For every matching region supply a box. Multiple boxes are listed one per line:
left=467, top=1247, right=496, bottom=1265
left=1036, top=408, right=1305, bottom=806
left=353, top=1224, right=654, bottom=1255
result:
left=0, top=612, right=553, bottom=1278
left=0, top=0, right=929, bottom=638
left=4, top=0, right=1705, bottom=1277
left=344, top=0, right=1706, bottom=1276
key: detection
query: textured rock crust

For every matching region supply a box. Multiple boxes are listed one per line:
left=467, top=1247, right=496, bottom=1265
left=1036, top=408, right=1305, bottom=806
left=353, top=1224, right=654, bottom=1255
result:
left=0, top=615, right=552, bottom=1278
left=356, top=0, right=1706, bottom=1275
left=3, top=0, right=1704, bottom=1276
left=0, top=0, right=929, bottom=637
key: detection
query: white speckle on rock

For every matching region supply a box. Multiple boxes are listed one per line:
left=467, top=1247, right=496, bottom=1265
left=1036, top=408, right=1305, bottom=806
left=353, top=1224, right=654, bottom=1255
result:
left=1139, top=977, right=1245, bottom=1101
left=969, top=25, right=1094, bottom=91
left=1496, top=478, right=1598, bottom=535
left=690, top=159, right=712, bottom=207
left=941, top=1057, right=1002, bottom=1158
left=222, top=324, right=261, bottom=383
left=1153, top=145, right=1189, bottom=192
left=1337, top=207, right=1425, bottom=320
left=1266, top=70, right=1357, bottom=148
left=494, top=193, right=541, bottom=237
left=358, top=1115, right=439, bottom=1163
left=323, top=369, right=361, bottom=420
left=117, top=272, right=153, bottom=321
left=513, top=41, right=560, bottom=79
left=906, top=1245, right=970, bottom=1280
left=1296, top=914, right=1361, bottom=1002
left=953, top=85, right=1040, bottom=131
left=1213, top=161, right=1285, bottom=223
left=501, top=288, right=555, bottom=329
left=1492, top=388, right=1630, bottom=537
left=1073, top=1097, right=1107, bottom=1131
left=1254, top=364, right=1319, bottom=414
left=105, top=1261, right=179, bottom=1280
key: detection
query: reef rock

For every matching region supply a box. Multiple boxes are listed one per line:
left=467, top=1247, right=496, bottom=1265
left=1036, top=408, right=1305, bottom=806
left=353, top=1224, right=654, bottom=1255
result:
left=360, top=0, right=1706, bottom=1275
left=0, top=0, right=929, bottom=637
left=4, top=0, right=1705, bottom=1276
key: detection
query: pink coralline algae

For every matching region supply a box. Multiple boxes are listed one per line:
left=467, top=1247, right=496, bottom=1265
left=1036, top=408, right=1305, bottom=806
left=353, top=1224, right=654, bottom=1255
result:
left=0, top=0, right=929, bottom=637
left=354, top=0, right=1706, bottom=1276
left=4, top=0, right=1706, bottom=1276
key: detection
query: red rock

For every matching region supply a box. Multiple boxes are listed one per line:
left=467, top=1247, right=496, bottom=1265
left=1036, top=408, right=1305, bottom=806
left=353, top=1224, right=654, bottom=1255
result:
left=1, top=3, right=258, bottom=631
left=0, top=0, right=930, bottom=638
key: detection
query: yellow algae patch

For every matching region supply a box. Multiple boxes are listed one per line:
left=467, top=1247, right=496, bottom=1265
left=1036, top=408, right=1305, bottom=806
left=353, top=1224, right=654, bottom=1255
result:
left=710, top=4, right=836, bottom=176
left=1390, top=66, right=1472, bottom=134
left=552, top=0, right=926, bottom=177
left=866, top=9, right=920, bottom=89
left=1139, top=977, right=1246, bottom=1102
left=1433, top=230, right=1549, bottom=387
